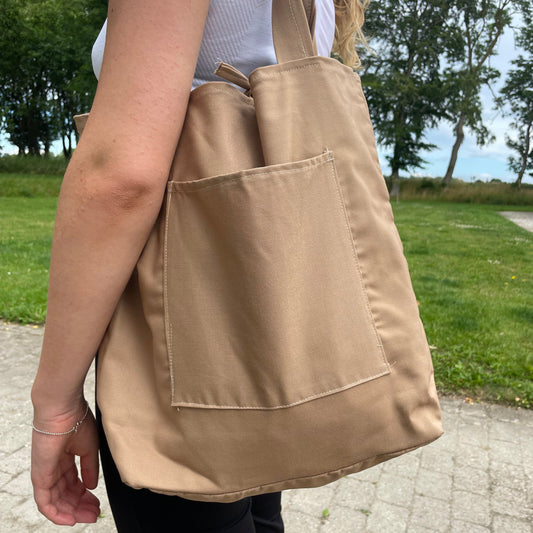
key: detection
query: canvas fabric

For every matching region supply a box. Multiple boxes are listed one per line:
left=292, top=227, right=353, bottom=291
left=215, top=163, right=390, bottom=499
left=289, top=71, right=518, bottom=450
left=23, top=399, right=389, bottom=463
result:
left=74, top=0, right=442, bottom=503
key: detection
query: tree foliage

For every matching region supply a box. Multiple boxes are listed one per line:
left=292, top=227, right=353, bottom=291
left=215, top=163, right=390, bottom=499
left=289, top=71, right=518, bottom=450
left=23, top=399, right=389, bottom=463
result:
left=0, top=0, right=106, bottom=157
left=441, top=0, right=512, bottom=186
left=0, top=0, right=531, bottom=188
left=360, top=0, right=452, bottom=185
left=497, top=3, right=533, bottom=188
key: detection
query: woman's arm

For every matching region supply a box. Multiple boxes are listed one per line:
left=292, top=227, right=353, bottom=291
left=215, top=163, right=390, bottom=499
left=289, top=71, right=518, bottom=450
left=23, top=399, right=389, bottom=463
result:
left=31, top=0, right=210, bottom=525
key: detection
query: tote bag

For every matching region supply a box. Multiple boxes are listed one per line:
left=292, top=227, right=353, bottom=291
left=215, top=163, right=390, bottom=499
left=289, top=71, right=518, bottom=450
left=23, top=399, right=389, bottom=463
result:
left=75, top=0, right=442, bottom=503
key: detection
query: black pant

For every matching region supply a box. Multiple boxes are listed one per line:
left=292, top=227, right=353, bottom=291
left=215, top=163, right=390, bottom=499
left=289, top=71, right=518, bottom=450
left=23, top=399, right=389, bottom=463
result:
left=95, top=403, right=284, bottom=532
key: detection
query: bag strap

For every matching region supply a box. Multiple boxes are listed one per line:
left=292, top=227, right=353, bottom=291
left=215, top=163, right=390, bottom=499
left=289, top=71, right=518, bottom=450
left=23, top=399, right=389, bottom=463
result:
left=214, top=0, right=318, bottom=89
left=272, top=0, right=318, bottom=63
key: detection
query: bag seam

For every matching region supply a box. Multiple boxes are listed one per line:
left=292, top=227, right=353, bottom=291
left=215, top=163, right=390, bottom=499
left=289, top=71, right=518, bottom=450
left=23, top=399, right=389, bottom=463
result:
left=328, top=156, right=389, bottom=370
left=253, top=61, right=322, bottom=81
left=288, top=0, right=309, bottom=58
left=190, top=85, right=255, bottom=106
left=172, top=369, right=390, bottom=410
left=141, top=435, right=442, bottom=500
left=163, top=189, right=175, bottom=405
left=169, top=152, right=333, bottom=192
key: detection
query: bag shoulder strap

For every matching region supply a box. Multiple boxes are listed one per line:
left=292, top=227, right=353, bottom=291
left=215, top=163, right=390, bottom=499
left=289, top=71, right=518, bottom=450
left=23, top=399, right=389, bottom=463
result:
left=272, top=0, right=318, bottom=64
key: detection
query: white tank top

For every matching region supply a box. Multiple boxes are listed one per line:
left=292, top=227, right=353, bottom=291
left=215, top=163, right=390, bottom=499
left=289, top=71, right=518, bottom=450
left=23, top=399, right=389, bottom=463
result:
left=91, top=0, right=336, bottom=90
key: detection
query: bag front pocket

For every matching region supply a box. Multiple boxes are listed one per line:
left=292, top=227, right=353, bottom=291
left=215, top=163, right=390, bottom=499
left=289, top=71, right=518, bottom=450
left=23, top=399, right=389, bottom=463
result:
left=164, top=151, right=389, bottom=409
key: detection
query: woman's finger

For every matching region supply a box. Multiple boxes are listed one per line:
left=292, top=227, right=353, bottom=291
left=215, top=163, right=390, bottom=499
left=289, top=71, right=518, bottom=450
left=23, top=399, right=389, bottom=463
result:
left=72, top=491, right=101, bottom=523
left=79, top=423, right=100, bottom=490
left=72, top=502, right=100, bottom=524
left=80, top=453, right=99, bottom=490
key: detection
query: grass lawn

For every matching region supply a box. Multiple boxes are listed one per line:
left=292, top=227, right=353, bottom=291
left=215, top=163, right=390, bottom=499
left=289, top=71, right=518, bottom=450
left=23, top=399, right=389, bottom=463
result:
left=0, top=195, right=531, bottom=406
left=0, top=198, right=57, bottom=323
left=395, top=202, right=532, bottom=408
left=0, top=173, right=62, bottom=197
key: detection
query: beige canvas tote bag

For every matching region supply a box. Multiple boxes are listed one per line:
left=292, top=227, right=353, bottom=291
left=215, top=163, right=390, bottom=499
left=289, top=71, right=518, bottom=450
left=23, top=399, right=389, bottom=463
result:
left=74, top=0, right=443, bottom=503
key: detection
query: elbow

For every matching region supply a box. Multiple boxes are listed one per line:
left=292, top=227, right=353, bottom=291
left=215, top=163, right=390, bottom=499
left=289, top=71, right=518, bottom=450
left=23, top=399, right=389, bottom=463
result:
left=66, top=126, right=175, bottom=212
left=100, top=169, right=168, bottom=212
left=64, top=158, right=170, bottom=214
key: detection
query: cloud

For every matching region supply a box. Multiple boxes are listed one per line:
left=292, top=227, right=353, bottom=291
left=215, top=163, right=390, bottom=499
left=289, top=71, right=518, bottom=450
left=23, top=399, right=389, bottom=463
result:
left=411, top=172, right=434, bottom=178
left=475, top=172, right=494, bottom=180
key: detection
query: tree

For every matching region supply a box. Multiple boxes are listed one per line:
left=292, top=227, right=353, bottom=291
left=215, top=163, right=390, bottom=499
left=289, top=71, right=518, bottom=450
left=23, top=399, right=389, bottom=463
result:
left=360, top=0, right=452, bottom=187
left=497, top=5, right=533, bottom=188
left=44, top=0, right=107, bottom=157
left=441, top=0, right=512, bottom=186
left=0, top=0, right=52, bottom=155
left=0, top=0, right=106, bottom=157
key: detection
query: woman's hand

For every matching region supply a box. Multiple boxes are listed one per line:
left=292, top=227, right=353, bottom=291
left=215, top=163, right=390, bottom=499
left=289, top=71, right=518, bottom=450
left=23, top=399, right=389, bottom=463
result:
left=31, top=401, right=100, bottom=526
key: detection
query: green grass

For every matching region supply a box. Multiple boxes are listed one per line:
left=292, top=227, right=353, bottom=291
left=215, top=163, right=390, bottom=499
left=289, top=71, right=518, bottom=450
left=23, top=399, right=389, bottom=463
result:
left=0, top=198, right=56, bottom=323
left=0, top=173, right=63, bottom=197
left=0, top=194, right=532, bottom=407
left=395, top=202, right=532, bottom=408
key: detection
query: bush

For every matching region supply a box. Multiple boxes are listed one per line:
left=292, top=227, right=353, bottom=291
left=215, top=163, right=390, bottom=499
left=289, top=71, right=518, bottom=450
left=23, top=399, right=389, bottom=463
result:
left=392, top=177, right=533, bottom=206
left=0, top=154, right=68, bottom=175
left=418, top=178, right=436, bottom=190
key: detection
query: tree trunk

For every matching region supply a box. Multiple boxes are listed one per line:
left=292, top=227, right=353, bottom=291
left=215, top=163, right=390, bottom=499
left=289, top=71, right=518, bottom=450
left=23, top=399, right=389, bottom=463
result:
left=389, top=167, right=400, bottom=193
left=388, top=139, right=402, bottom=191
left=516, top=121, right=532, bottom=189
left=61, top=133, right=72, bottom=159
left=26, top=109, right=40, bottom=156
left=443, top=113, right=466, bottom=187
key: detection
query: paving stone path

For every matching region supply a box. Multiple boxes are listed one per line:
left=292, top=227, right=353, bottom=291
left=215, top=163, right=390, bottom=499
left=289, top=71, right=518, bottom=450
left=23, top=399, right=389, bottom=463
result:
left=1, top=322, right=532, bottom=532
left=499, top=211, right=533, bottom=233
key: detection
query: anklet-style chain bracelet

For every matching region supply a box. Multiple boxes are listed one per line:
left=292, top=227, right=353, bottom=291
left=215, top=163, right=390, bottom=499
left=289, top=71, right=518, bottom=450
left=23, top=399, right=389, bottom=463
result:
left=32, top=402, right=90, bottom=436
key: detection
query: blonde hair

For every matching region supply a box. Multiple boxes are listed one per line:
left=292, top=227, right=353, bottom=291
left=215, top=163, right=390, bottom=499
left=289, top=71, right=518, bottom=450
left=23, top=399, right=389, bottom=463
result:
left=331, top=0, right=370, bottom=69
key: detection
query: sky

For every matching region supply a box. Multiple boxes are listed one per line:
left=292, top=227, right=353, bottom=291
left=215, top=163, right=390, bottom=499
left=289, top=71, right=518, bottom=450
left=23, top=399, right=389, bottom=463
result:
left=2, top=18, right=531, bottom=185
left=376, top=22, right=532, bottom=185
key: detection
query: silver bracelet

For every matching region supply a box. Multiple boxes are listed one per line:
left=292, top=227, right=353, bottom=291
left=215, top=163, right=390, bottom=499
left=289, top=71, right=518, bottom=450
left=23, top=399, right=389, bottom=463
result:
left=32, top=402, right=90, bottom=436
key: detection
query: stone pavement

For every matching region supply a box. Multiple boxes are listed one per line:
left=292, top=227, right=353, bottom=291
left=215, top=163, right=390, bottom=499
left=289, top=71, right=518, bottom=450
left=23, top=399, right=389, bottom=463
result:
left=499, top=211, right=533, bottom=233
left=1, top=322, right=532, bottom=532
